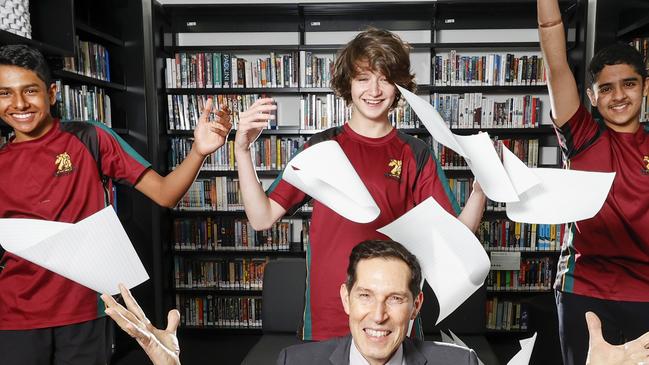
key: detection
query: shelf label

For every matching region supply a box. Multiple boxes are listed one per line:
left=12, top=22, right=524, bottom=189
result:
left=490, top=251, right=521, bottom=271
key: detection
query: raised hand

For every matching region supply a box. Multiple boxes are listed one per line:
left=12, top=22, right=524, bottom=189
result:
left=193, top=97, right=232, bottom=157
left=235, top=97, right=276, bottom=151
left=102, top=284, right=181, bottom=365
left=585, top=311, right=649, bottom=365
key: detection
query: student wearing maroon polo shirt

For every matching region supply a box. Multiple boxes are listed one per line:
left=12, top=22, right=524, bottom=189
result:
left=0, top=44, right=231, bottom=365
left=538, top=1, right=649, bottom=364
left=233, top=28, right=487, bottom=341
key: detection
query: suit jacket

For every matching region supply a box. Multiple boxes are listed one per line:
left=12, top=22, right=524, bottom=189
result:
left=276, top=335, right=479, bottom=365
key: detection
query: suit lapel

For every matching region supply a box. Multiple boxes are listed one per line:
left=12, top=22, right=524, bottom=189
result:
left=329, top=335, right=353, bottom=365
left=403, top=337, right=427, bottom=365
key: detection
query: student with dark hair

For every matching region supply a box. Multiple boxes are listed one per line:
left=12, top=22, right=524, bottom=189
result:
left=537, top=1, right=649, bottom=364
left=0, top=44, right=232, bottom=365
left=103, top=241, right=649, bottom=365
left=232, top=28, right=486, bottom=341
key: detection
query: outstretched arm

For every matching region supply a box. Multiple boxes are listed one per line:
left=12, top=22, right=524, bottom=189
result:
left=457, top=181, right=486, bottom=233
left=234, top=97, right=287, bottom=230
left=585, top=311, right=649, bottom=365
left=102, top=285, right=181, bottom=365
left=135, top=99, right=231, bottom=208
left=538, top=0, right=581, bottom=126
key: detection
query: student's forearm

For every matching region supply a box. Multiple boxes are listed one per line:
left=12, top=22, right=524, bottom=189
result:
left=137, top=145, right=205, bottom=208
left=458, top=190, right=486, bottom=233
left=538, top=0, right=580, bottom=124
left=235, top=147, right=283, bottom=230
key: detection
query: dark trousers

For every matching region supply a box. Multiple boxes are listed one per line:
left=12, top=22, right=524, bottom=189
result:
left=556, top=290, right=649, bottom=365
left=0, top=317, right=112, bottom=365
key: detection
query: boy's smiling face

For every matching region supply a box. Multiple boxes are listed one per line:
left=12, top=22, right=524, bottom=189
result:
left=0, top=65, right=56, bottom=142
left=350, top=62, right=397, bottom=126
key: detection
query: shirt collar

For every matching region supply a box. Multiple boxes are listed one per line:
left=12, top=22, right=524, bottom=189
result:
left=349, top=338, right=405, bottom=365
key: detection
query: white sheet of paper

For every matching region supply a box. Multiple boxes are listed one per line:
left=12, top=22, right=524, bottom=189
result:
left=440, top=330, right=454, bottom=344
left=282, top=140, right=380, bottom=223
left=506, top=168, right=615, bottom=224
left=397, top=85, right=467, bottom=157
left=377, top=197, right=490, bottom=324
left=501, top=146, right=541, bottom=195
left=0, top=207, right=149, bottom=295
left=507, top=332, right=537, bottom=365
left=456, top=133, right=521, bottom=202
left=398, top=86, right=521, bottom=202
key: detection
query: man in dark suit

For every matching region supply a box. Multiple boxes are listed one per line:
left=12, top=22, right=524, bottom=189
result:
left=101, top=240, right=649, bottom=365
left=276, top=239, right=478, bottom=365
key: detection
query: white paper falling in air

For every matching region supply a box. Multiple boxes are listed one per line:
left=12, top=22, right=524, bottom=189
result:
left=397, top=84, right=615, bottom=223
left=0, top=207, right=149, bottom=295
left=282, top=140, right=380, bottom=223
left=506, top=168, right=615, bottom=224
left=377, top=197, right=490, bottom=324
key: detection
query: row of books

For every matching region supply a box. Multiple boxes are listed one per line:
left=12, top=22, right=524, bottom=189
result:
left=486, top=257, right=555, bottom=291
left=428, top=138, right=540, bottom=170
left=63, top=36, right=111, bottom=82
left=433, top=52, right=546, bottom=86
left=448, top=178, right=474, bottom=209
left=169, top=136, right=307, bottom=172
left=0, top=130, right=12, bottom=146
left=165, top=52, right=299, bottom=89
left=432, top=93, right=543, bottom=129
left=486, top=298, right=529, bottom=331
left=167, top=93, right=270, bottom=131
left=174, top=257, right=268, bottom=290
left=55, top=81, right=112, bottom=126
left=177, top=177, right=242, bottom=211
left=176, top=294, right=262, bottom=328
left=299, top=51, right=335, bottom=88
left=629, top=38, right=649, bottom=123
left=173, top=217, right=309, bottom=251
left=479, top=220, right=563, bottom=251
left=299, top=93, right=351, bottom=130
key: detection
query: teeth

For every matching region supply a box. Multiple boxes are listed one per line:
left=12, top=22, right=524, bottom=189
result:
left=611, top=105, right=627, bottom=110
left=13, top=113, right=32, bottom=118
left=365, top=329, right=389, bottom=337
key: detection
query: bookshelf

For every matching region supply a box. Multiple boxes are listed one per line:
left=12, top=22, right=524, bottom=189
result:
left=153, top=1, right=587, bottom=363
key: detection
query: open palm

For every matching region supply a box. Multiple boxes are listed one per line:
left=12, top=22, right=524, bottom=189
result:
left=586, top=312, right=649, bottom=365
left=193, top=98, right=232, bottom=156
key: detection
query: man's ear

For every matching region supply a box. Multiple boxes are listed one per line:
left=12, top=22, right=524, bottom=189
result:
left=586, top=87, right=597, bottom=107
left=411, top=292, right=424, bottom=320
left=340, top=283, right=351, bottom=316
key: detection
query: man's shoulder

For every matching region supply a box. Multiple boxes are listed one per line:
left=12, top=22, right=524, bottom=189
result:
left=277, top=336, right=348, bottom=364
left=406, top=338, right=478, bottom=364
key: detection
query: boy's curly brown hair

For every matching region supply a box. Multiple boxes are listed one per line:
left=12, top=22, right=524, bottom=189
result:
left=331, top=27, right=416, bottom=109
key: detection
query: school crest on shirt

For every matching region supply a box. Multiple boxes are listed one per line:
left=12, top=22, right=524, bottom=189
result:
left=643, top=156, right=649, bottom=175
left=385, top=159, right=402, bottom=180
left=54, top=152, right=74, bottom=176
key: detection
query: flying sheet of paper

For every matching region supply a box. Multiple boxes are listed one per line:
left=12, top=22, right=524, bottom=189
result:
left=397, top=86, right=523, bottom=202
left=282, top=140, right=380, bottom=223
left=506, top=168, right=615, bottom=224
left=0, top=207, right=149, bottom=295
left=377, top=197, right=490, bottom=324
left=507, top=333, right=537, bottom=365
left=501, top=146, right=541, bottom=196
left=440, top=330, right=485, bottom=365
left=396, top=85, right=467, bottom=157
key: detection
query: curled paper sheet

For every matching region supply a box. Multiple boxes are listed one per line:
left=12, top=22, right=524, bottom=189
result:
left=397, top=85, right=523, bottom=203
left=441, top=330, right=536, bottom=365
left=506, top=168, right=616, bottom=224
left=0, top=207, right=149, bottom=295
left=397, top=84, right=615, bottom=224
left=507, top=333, right=537, bottom=365
left=377, top=197, right=490, bottom=324
left=282, top=140, right=380, bottom=223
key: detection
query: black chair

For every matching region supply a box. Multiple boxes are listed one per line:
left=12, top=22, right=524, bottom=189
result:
left=241, top=258, right=307, bottom=365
